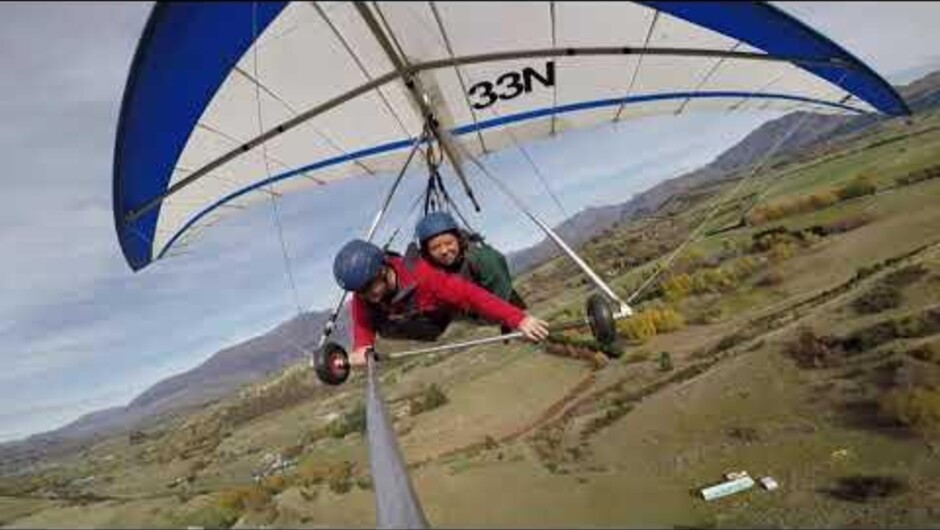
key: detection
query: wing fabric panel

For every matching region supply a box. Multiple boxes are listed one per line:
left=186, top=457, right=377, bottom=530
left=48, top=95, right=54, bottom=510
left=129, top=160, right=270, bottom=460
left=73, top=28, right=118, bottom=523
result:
left=113, top=1, right=907, bottom=271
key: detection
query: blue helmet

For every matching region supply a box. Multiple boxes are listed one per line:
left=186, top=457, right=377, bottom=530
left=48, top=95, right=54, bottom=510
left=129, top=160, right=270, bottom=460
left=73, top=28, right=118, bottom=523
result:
left=333, top=239, right=385, bottom=291
left=415, top=211, right=459, bottom=245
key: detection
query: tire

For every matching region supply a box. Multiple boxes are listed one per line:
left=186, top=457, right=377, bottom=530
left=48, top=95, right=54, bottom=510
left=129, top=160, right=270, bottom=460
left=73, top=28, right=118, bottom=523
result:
left=586, top=294, right=618, bottom=350
left=313, top=342, right=351, bottom=386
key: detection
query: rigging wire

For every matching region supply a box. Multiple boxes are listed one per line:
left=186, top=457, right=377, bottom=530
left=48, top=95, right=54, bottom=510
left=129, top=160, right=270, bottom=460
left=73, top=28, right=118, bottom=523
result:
left=250, top=2, right=313, bottom=359
left=624, top=69, right=854, bottom=304
left=422, top=138, right=478, bottom=233
left=473, top=99, right=571, bottom=222
left=624, top=101, right=837, bottom=305
left=382, top=191, right=426, bottom=250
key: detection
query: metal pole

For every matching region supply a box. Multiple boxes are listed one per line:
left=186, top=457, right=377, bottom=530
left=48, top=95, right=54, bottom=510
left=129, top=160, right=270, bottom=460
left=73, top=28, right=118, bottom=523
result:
left=378, top=316, right=618, bottom=361
left=451, top=138, right=632, bottom=318
left=366, top=354, right=430, bottom=529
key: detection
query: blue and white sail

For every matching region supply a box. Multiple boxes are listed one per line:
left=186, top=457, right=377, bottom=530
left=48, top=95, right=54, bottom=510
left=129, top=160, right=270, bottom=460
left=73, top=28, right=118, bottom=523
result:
left=113, top=1, right=909, bottom=272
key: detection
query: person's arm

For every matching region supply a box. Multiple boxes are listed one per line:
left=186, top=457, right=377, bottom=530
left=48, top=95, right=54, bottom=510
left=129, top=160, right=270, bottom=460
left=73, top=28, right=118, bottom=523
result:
left=420, top=262, right=548, bottom=341
left=350, top=297, right=376, bottom=366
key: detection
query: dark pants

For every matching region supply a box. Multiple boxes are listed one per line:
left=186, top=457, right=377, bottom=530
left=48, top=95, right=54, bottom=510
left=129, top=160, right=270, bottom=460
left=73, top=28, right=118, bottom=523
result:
left=375, top=313, right=453, bottom=342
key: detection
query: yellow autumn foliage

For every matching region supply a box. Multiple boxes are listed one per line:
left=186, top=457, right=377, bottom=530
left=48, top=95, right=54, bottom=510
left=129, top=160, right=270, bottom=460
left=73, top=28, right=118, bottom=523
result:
left=617, top=307, right=685, bottom=342
left=746, top=189, right=839, bottom=225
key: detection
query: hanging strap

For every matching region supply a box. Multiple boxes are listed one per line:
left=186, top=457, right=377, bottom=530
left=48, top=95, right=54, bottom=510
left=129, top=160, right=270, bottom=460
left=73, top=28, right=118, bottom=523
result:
left=422, top=142, right=478, bottom=234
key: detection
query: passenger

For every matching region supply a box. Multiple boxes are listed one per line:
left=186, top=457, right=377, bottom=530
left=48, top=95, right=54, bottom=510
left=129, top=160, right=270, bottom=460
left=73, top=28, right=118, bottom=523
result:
left=414, top=211, right=526, bottom=310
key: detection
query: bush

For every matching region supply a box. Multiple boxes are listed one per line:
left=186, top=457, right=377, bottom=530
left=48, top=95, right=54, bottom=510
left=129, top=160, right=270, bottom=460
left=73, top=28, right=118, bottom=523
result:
left=752, top=226, right=802, bottom=253
left=617, top=307, right=684, bottom=343
left=484, top=435, right=499, bottom=450
left=217, top=484, right=272, bottom=515
left=895, top=164, right=940, bottom=187
left=756, top=269, right=785, bottom=287
left=842, top=308, right=940, bottom=353
left=836, top=176, right=877, bottom=201
left=297, top=459, right=355, bottom=494
left=662, top=273, right=693, bottom=301
left=767, top=241, right=798, bottom=262
left=659, top=351, right=674, bottom=372
left=618, top=314, right=657, bottom=342
left=725, top=426, right=760, bottom=443
left=355, top=475, right=374, bottom=491
left=746, top=190, right=839, bottom=225
left=818, top=213, right=875, bottom=235
left=327, top=402, right=367, bottom=439
left=328, top=462, right=354, bottom=494
left=409, top=384, right=449, bottom=416
left=583, top=402, right=633, bottom=437
left=852, top=283, right=903, bottom=315
left=648, top=307, right=685, bottom=333
left=882, top=264, right=929, bottom=288
left=786, top=327, right=840, bottom=368
left=281, top=443, right=304, bottom=460
left=907, top=343, right=938, bottom=364
left=880, top=387, right=940, bottom=437
left=673, top=248, right=707, bottom=274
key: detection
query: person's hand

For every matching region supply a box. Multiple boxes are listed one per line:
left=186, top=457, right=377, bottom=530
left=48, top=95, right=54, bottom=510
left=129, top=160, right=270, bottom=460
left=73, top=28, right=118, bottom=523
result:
left=349, top=347, right=371, bottom=367
left=517, top=315, right=550, bottom=342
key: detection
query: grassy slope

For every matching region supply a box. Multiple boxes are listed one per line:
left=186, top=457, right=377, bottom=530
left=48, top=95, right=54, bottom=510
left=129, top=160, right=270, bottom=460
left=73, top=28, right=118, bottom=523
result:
left=4, top=111, right=940, bottom=529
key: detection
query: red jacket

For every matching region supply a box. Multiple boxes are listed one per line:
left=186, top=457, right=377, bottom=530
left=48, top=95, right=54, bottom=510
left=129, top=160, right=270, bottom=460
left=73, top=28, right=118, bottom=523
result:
left=351, top=255, right=526, bottom=350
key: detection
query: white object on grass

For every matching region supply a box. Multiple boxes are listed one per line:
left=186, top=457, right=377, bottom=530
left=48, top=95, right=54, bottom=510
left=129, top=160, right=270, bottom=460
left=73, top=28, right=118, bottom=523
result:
left=760, top=476, right=779, bottom=491
left=701, top=475, right=756, bottom=501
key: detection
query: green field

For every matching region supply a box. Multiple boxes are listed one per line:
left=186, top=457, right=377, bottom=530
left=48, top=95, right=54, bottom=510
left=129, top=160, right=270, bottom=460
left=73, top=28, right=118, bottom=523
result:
left=3, top=109, right=940, bottom=529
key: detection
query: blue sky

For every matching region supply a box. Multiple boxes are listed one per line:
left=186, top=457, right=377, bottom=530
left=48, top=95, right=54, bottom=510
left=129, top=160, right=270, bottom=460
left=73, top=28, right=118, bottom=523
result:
left=2, top=2, right=939, bottom=443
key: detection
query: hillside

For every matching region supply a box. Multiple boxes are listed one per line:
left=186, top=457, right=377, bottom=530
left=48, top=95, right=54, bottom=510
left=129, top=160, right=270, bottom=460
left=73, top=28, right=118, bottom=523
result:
left=3, top=104, right=939, bottom=527
left=508, top=69, right=940, bottom=274
left=0, top=310, right=351, bottom=475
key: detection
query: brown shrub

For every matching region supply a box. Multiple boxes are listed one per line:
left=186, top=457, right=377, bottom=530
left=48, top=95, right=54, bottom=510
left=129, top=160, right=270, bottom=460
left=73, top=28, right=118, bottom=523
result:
left=842, top=307, right=940, bottom=353
left=756, top=269, right=785, bottom=287
left=662, top=273, right=693, bottom=301
left=907, top=343, right=938, bottom=364
left=297, top=459, right=355, bottom=494
left=327, top=402, right=366, bottom=438
left=837, top=176, right=878, bottom=201
left=409, top=384, right=449, bottom=416
left=880, top=387, right=940, bottom=437
left=882, top=264, right=929, bottom=288
left=725, top=426, right=760, bottom=443
left=617, top=307, right=684, bottom=342
left=896, top=164, right=940, bottom=186
left=852, top=283, right=903, bottom=315
left=746, top=190, right=839, bottom=225
left=281, top=444, right=304, bottom=460
left=818, top=212, right=876, bottom=235
left=786, top=327, right=841, bottom=368
left=217, top=484, right=272, bottom=514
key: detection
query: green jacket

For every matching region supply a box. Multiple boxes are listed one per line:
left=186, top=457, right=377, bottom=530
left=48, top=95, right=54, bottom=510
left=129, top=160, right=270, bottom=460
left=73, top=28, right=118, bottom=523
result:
left=416, top=232, right=527, bottom=310
left=460, top=237, right=527, bottom=310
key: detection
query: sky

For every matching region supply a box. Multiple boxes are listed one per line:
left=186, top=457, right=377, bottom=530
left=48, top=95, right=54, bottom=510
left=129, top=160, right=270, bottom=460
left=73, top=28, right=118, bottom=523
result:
left=1, top=1, right=939, bottom=443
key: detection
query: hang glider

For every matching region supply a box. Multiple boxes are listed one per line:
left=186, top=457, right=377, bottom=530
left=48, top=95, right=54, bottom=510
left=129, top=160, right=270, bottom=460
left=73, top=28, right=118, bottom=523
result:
left=112, top=4, right=909, bottom=529
left=112, top=1, right=908, bottom=273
